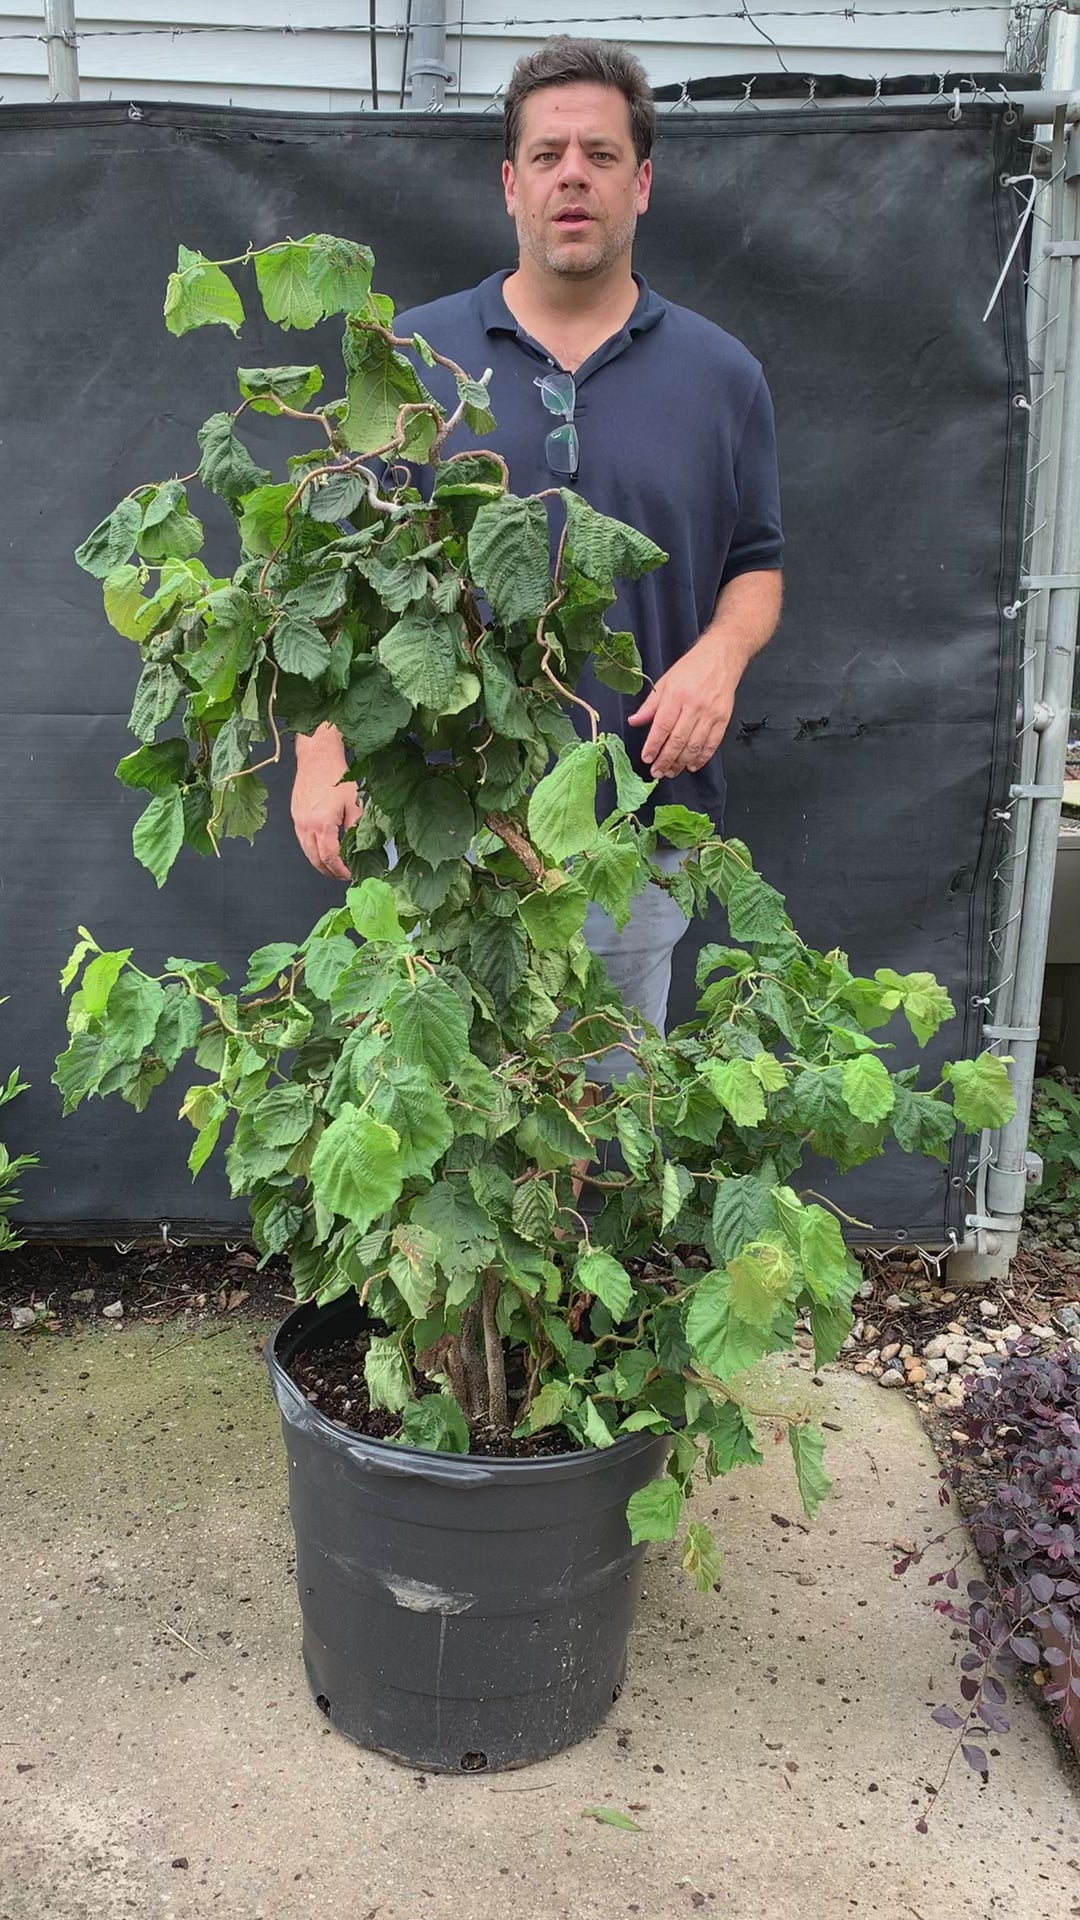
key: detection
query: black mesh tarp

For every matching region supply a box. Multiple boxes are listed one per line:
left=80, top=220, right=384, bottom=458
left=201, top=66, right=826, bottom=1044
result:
left=0, top=101, right=1025, bottom=1239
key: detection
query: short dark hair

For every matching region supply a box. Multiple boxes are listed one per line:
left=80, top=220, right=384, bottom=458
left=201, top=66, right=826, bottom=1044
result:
left=503, top=37, right=655, bottom=168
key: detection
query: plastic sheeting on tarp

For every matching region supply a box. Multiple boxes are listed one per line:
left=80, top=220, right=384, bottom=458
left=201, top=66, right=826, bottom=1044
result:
left=0, top=101, right=1026, bottom=1240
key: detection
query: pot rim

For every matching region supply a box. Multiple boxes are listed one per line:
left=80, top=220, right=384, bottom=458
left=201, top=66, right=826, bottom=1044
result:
left=266, top=1295, right=669, bottom=1486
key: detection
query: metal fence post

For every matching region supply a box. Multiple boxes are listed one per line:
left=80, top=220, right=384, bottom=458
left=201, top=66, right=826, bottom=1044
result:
left=407, top=0, right=451, bottom=111
left=44, top=0, right=80, bottom=102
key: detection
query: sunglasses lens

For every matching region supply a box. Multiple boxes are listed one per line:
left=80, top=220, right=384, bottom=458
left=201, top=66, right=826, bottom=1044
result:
left=546, top=423, right=579, bottom=475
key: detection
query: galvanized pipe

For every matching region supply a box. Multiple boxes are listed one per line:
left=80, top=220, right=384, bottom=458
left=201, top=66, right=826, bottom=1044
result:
left=407, top=0, right=451, bottom=111
left=987, top=125, right=1080, bottom=1222
left=44, top=0, right=79, bottom=101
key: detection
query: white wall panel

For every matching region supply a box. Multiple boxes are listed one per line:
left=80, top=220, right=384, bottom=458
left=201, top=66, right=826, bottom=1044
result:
left=0, top=2, right=1014, bottom=110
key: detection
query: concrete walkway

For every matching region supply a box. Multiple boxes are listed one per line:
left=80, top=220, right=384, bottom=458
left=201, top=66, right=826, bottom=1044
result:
left=1, top=1319, right=1076, bottom=1920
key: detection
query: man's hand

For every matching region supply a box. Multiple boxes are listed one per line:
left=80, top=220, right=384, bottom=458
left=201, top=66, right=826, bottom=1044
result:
left=627, top=643, right=739, bottom=779
left=292, top=724, right=361, bottom=882
left=627, top=570, right=783, bottom=780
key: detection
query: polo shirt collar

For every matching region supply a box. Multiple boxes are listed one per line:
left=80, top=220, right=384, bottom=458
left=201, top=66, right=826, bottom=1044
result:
left=474, top=268, right=666, bottom=342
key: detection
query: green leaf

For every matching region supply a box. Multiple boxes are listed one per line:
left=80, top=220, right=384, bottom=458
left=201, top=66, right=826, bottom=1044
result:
left=661, top=1161, right=695, bottom=1232
left=53, top=1032, right=109, bottom=1113
left=603, top=734, right=654, bottom=815
left=398, top=1394, right=470, bottom=1454
left=797, top=1205, right=855, bottom=1304
left=728, top=1240, right=794, bottom=1330
left=75, top=497, right=143, bottom=580
left=102, top=564, right=148, bottom=639
left=333, top=658, right=412, bottom=756
left=153, top=989, right=202, bottom=1070
left=615, top=1107, right=654, bottom=1180
left=132, top=788, right=185, bottom=887
left=650, top=804, right=715, bottom=849
left=380, top=609, right=462, bottom=712
left=841, top=1054, right=895, bottom=1124
left=210, top=714, right=252, bottom=784
left=580, top=1807, right=643, bottom=1834
left=196, top=412, right=270, bottom=505
left=219, top=774, right=267, bottom=843
left=347, top=877, right=405, bottom=945
left=468, top=915, right=528, bottom=1010
left=238, top=364, right=325, bottom=413
left=467, top=496, right=551, bottom=628
left=725, top=868, right=789, bottom=943
left=274, top=612, right=332, bottom=679
left=455, top=374, right=496, bottom=435
left=945, top=1053, right=1016, bottom=1130
left=479, top=650, right=533, bottom=740
left=364, top=1336, right=412, bottom=1414
left=876, top=968, right=955, bottom=1045
left=626, top=1476, right=683, bottom=1544
left=515, top=1094, right=593, bottom=1170
left=750, top=1051, right=787, bottom=1093
left=102, top=971, right=166, bottom=1058
left=789, top=1424, right=831, bottom=1520
left=129, top=663, right=182, bottom=741
left=304, top=234, right=375, bottom=316
left=341, top=322, right=435, bottom=457
left=528, top=742, right=601, bottom=862
left=187, top=1097, right=226, bottom=1177
left=135, top=484, right=203, bottom=565
left=254, top=242, right=324, bottom=330
left=371, top=1071, right=454, bottom=1182
left=115, top=738, right=189, bottom=796
left=576, top=1249, right=634, bottom=1322
left=681, top=1522, right=721, bottom=1593
left=578, top=838, right=646, bottom=932
left=387, top=1221, right=439, bottom=1317
left=511, top=1178, right=557, bottom=1246
left=699, top=1399, right=762, bottom=1473
left=592, top=627, right=644, bottom=695
left=517, top=879, right=589, bottom=952
left=385, top=975, right=471, bottom=1079
left=891, top=1084, right=957, bottom=1163
left=561, top=491, right=666, bottom=584
left=410, top=1179, right=496, bottom=1276
left=699, top=1057, right=766, bottom=1129
left=809, top=1297, right=854, bottom=1368
left=685, top=1270, right=770, bottom=1380
left=247, top=1084, right=315, bottom=1148
left=309, top=1104, right=402, bottom=1229
left=163, top=246, right=244, bottom=337
left=403, top=771, right=476, bottom=868
left=238, top=484, right=295, bottom=558
left=244, top=942, right=299, bottom=991
left=517, top=1379, right=568, bottom=1434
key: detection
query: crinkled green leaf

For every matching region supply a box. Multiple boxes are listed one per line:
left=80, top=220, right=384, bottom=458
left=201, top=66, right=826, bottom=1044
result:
left=132, top=788, right=185, bottom=887
left=528, top=742, right=601, bottom=861
left=945, top=1053, right=1016, bottom=1130
left=789, top=1424, right=831, bottom=1520
left=309, top=1104, right=402, bottom=1228
left=626, top=1476, right=683, bottom=1543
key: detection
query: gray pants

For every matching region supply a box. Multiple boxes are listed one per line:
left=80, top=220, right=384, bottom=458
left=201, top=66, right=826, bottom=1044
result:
left=576, top=846, right=691, bottom=1085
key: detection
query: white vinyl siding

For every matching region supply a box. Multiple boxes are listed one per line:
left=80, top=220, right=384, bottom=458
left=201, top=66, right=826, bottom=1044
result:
left=1, top=2, right=1012, bottom=113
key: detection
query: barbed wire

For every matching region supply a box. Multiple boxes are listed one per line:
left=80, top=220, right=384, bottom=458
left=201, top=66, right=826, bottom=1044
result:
left=23, top=2, right=1065, bottom=43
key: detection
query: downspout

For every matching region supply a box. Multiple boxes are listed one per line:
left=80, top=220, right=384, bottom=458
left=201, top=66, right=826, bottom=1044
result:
left=407, top=0, right=451, bottom=111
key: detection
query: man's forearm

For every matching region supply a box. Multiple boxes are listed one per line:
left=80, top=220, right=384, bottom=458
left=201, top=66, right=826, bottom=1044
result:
left=695, top=569, right=783, bottom=682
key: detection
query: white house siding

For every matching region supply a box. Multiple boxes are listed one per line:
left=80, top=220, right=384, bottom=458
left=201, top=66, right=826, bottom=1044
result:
left=0, top=2, right=1014, bottom=114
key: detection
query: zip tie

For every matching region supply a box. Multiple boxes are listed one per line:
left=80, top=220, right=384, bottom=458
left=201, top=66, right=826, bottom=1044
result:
left=983, top=173, right=1040, bottom=323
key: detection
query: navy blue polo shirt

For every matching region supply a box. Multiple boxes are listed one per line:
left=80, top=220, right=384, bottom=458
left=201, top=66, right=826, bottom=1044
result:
left=395, top=270, right=783, bottom=825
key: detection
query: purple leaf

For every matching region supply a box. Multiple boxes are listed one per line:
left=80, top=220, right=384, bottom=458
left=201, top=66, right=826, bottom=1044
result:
left=1069, top=1677, right=1080, bottom=1699
left=1031, top=1573, right=1055, bottom=1604
left=1009, top=1634, right=1041, bottom=1664
left=983, top=1676, right=1007, bottom=1705
left=961, top=1743, right=988, bottom=1774
left=1043, top=1645, right=1068, bottom=1666
left=915, top=1818, right=929, bottom=1835
left=960, top=1676, right=980, bottom=1701
left=930, top=1704, right=964, bottom=1730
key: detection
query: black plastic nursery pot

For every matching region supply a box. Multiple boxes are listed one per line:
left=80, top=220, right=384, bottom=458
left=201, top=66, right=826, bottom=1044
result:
left=266, top=1295, right=669, bottom=1772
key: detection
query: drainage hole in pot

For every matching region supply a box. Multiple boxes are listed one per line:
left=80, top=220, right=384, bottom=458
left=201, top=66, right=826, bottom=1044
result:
left=611, top=1684, right=622, bottom=1703
left=315, top=1694, right=332, bottom=1717
left=459, top=1751, right=488, bottom=1772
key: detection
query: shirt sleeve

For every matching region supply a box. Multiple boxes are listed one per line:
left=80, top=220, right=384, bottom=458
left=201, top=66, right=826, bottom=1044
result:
left=720, top=368, right=784, bottom=584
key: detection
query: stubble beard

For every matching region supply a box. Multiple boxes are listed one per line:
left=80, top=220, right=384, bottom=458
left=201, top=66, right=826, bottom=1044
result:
left=520, top=207, right=638, bottom=281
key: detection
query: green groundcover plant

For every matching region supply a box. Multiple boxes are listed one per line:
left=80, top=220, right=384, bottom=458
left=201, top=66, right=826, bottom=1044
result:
left=57, top=234, right=1014, bottom=1582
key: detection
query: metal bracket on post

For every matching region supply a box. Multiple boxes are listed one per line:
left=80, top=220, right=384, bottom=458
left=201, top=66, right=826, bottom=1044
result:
left=982, top=1024, right=1041, bottom=1041
left=1009, top=781, right=1064, bottom=799
left=1042, top=240, right=1080, bottom=256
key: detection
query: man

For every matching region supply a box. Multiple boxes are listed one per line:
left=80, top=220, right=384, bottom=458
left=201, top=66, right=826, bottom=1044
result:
left=292, top=36, right=783, bottom=1060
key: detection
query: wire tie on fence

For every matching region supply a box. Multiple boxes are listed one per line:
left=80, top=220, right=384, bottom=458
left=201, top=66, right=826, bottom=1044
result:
left=128, top=103, right=144, bottom=120
left=802, top=76, right=819, bottom=109
left=949, top=86, right=963, bottom=121
left=983, top=173, right=1039, bottom=323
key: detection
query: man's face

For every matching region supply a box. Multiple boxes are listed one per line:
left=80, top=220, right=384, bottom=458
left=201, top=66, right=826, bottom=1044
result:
left=502, top=82, right=652, bottom=281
